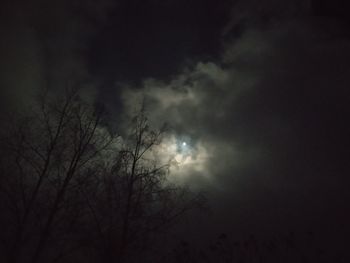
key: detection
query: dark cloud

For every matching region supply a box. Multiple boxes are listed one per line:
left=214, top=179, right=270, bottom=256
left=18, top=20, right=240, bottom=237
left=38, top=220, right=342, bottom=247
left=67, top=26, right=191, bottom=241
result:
left=223, top=0, right=311, bottom=32
left=0, top=0, right=114, bottom=108
left=1, top=0, right=349, bottom=258
left=120, top=1, right=350, bottom=252
left=89, top=0, right=232, bottom=82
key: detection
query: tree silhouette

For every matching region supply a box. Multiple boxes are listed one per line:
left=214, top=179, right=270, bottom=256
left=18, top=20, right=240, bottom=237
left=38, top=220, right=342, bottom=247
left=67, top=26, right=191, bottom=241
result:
left=0, top=88, right=204, bottom=263
left=79, top=107, right=205, bottom=263
left=0, top=87, right=114, bottom=263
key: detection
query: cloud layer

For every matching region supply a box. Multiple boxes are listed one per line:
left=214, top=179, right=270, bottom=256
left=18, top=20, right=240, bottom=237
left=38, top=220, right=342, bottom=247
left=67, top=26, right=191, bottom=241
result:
left=120, top=10, right=350, bottom=243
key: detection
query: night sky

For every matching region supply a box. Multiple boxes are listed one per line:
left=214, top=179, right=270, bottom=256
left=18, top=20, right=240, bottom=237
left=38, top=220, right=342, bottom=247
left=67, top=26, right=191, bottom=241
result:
left=1, top=0, right=350, bottom=261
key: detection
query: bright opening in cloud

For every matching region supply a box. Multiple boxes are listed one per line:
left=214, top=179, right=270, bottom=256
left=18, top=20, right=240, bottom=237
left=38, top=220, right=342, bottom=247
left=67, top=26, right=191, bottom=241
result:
left=151, top=135, right=210, bottom=181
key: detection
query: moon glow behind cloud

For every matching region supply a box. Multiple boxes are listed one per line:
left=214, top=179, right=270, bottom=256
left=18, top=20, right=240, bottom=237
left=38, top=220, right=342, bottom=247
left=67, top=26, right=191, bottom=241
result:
left=151, top=135, right=210, bottom=181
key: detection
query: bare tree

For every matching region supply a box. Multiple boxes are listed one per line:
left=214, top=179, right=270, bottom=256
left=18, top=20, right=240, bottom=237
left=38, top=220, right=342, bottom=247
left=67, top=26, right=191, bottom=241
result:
left=0, top=91, right=205, bottom=263
left=0, top=87, right=115, bottom=263
left=80, top=107, right=205, bottom=263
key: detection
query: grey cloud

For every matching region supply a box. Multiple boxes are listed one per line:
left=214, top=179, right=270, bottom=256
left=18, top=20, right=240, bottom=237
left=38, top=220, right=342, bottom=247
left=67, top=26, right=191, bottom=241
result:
left=120, top=12, right=350, bottom=243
